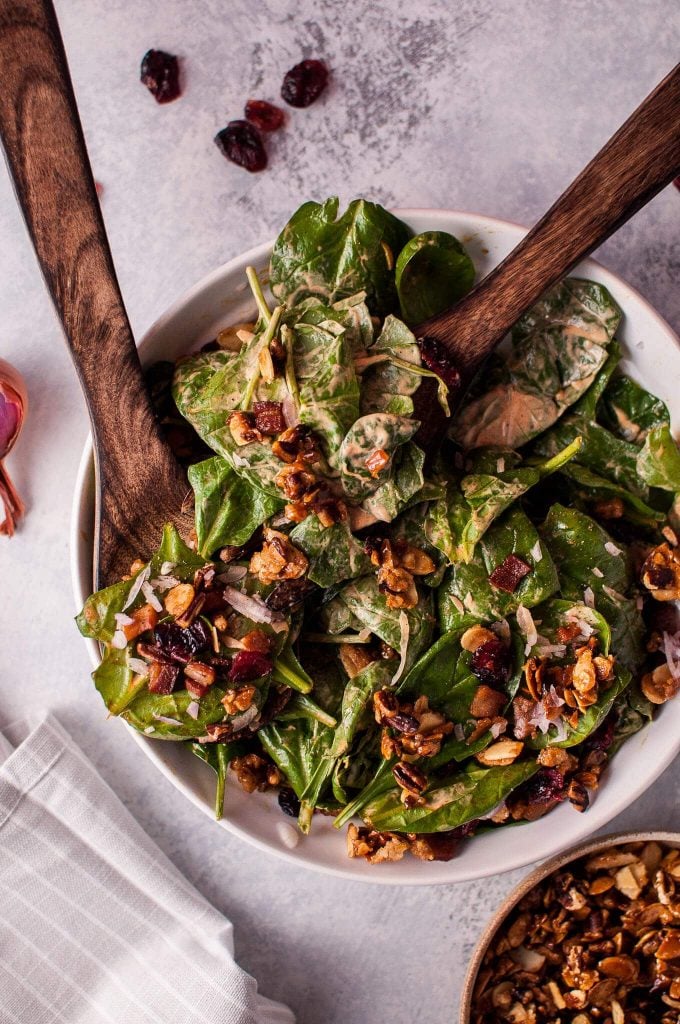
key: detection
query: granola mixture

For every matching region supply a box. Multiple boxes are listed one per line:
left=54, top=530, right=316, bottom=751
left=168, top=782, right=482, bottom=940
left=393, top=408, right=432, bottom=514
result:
left=78, top=197, right=680, bottom=864
left=472, top=840, right=680, bottom=1024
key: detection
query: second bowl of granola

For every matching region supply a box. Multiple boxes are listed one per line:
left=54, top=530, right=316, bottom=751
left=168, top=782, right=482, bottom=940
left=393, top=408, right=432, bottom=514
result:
left=461, top=830, right=680, bottom=1023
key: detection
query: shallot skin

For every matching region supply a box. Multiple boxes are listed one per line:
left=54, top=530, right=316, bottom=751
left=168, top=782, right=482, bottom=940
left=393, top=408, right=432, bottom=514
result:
left=0, top=357, right=28, bottom=536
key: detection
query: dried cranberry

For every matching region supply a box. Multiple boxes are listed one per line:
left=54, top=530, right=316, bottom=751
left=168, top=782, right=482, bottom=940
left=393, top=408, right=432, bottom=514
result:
left=586, top=710, right=618, bottom=752
left=253, top=401, right=286, bottom=436
left=154, top=620, right=210, bottom=664
left=265, top=578, right=317, bottom=612
left=278, top=787, right=300, bottom=817
left=470, top=638, right=511, bottom=687
left=417, top=335, right=462, bottom=389
left=140, top=49, right=181, bottom=104
left=229, top=650, right=273, bottom=682
left=214, top=121, right=267, bottom=173
left=524, top=767, right=566, bottom=804
left=488, top=554, right=532, bottom=594
left=245, top=99, right=285, bottom=132
left=675, top=177, right=680, bottom=192
left=281, top=59, right=328, bottom=108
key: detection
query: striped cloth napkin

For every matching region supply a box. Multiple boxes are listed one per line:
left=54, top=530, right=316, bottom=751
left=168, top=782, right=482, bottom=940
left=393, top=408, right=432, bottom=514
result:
left=0, top=713, right=294, bottom=1024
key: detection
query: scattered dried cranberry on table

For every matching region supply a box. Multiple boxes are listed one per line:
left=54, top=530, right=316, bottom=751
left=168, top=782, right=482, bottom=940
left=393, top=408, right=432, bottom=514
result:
left=244, top=98, right=285, bottom=132
left=140, top=49, right=181, bottom=104
left=214, top=120, right=267, bottom=173
left=281, top=59, right=329, bottom=107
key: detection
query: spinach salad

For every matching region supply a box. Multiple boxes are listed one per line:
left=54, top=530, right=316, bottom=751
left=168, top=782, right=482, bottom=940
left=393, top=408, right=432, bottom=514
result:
left=79, top=198, right=680, bottom=866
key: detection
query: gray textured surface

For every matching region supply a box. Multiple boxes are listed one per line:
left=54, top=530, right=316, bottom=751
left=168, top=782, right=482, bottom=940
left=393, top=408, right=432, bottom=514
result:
left=1, top=2, right=679, bottom=1021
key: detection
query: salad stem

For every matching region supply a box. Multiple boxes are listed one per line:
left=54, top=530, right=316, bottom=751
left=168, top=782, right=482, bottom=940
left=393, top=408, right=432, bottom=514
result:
left=333, top=758, right=396, bottom=829
left=272, top=650, right=313, bottom=693
left=215, top=744, right=228, bottom=820
left=245, top=266, right=272, bottom=325
left=239, top=305, right=283, bottom=411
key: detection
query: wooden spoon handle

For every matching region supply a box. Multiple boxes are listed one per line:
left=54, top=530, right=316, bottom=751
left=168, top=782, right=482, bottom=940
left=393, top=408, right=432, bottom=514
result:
left=421, top=62, right=680, bottom=377
left=0, top=0, right=187, bottom=584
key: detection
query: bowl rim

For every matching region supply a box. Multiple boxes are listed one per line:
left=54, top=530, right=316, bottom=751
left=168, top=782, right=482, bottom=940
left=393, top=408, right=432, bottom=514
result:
left=458, top=829, right=680, bottom=1022
left=71, top=206, right=680, bottom=885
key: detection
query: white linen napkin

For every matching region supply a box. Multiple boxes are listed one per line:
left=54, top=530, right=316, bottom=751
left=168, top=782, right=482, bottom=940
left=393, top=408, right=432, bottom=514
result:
left=0, top=713, right=294, bottom=1024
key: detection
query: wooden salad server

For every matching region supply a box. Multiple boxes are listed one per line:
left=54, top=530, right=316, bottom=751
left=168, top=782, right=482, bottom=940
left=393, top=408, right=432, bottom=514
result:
left=0, top=0, right=191, bottom=587
left=413, top=62, right=680, bottom=449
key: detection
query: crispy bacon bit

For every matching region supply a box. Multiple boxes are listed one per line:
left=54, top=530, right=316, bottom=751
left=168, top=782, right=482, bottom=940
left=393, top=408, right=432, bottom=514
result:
left=148, top=661, right=180, bottom=695
left=253, top=401, right=286, bottom=435
left=489, top=554, right=533, bottom=593
left=365, top=448, right=390, bottom=477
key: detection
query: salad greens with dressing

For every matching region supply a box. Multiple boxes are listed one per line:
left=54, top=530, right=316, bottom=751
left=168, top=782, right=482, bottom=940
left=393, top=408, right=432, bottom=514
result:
left=78, top=198, right=680, bottom=866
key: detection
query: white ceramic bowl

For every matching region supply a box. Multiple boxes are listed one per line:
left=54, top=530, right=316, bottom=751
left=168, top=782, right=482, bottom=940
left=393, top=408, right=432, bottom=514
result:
left=71, top=209, right=680, bottom=885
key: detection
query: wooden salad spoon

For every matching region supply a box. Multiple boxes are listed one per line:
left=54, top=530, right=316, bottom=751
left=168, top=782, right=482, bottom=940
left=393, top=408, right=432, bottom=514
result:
left=413, top=62, right=680, bottom=448
left=0, top=0, right=192, bottom=587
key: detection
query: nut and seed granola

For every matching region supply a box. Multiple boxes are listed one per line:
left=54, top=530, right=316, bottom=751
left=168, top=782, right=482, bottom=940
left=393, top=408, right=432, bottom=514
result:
left=472, top=840, right=680, bottom=1023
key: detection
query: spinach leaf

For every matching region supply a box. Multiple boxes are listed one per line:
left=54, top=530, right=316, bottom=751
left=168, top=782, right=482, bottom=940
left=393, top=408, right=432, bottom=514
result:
left=426, top=440, right=581, bottom=566
left=338, top=413, right=419, bottom=500
left=363, top=760, right=538, bottom=834
left=290, top=515, right=372, bottom=587
left=609, top=684, right=654, bottom=756
left=359, top=315, right=422, bottom=417
left=289, top=318, right=360, bottom=463
left=77, top=524, right=205, bottom=642
left=637, top=425, right=680, bottom=492
left=540, top=504, right=645, bottom=672
left=559, top=463, right=665, bottom=525
left=541, top=504, right=630, bottom=597
left=121, top=679, right=268, bottom=740
left=600, top=374, right=670, bottom=443
left=93, top=647, right=147, bottom=716
left=534, top=415, right=649, bottom=499
left=189, top=455, right=282, bottom=557
left=259, top=718, right=333, bottom=831
left=192, top=740, right=250, bottom=820
left=451, top=279, right=620, bottom=449
left=395, top=231, right=475, bottom=325
left=398, top=626, right=481, bottom=719
left=438, top=506, right=559, bottom=630
left=269, top=197, right=412, bottom=317
left=333, top=575, right=435, bottom=671
left=300, top=661, right=392, bottom=814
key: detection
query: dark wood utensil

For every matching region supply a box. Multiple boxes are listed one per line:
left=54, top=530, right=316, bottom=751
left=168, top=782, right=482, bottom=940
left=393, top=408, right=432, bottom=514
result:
left=413, top=62, right=680, bottom=449
left=0, top=0, right=191, bottom=587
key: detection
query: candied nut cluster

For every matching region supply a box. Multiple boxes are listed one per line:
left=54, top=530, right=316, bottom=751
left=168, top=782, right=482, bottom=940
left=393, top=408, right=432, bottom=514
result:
left=641, top=542, right=680, bottom=601
left=513, top=635, right=616, bottom=740
left=347, top=821, right=476, bottom=864
left=272, top=423, right=320, bottom=464
left=365, top=536, right=435, bottom=610
left=271, top=426, right=346, bottom=527
left=228, top=410, right=263, bottom=446
left=471, top=840, right=680, bottom=1024
left=373, top=689, right=454, bottom=806
left=249, top=528, right=309, bottom=584
left=231, top=753, right=281, bottom=794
